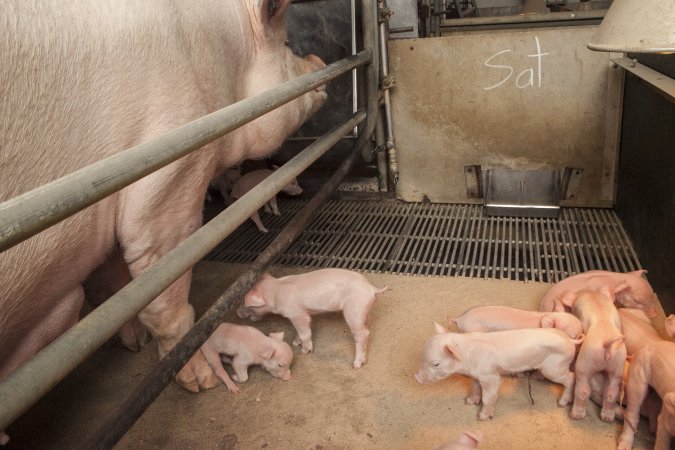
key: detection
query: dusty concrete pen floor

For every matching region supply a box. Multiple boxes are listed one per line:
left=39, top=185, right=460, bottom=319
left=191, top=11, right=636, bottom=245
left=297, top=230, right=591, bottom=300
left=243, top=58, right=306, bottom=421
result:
left=6, top=261, right=656, bottom=449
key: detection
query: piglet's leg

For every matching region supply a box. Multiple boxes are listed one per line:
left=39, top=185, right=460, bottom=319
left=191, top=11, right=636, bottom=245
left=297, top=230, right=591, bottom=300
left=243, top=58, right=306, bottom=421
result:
left=343, top=301, right=373, bottom=369
left=654, top=411, right=672, bottom=450
left=477, top=376, right=501, bottom=420
left=250, top=211, right=268, bottom=233
left=231, top=358, right=250, bottom=383
left=600, top=373, right=622, bottom=422
left=570, top=373, right=591, bottom=419
left=201, top=344, right=240, bottom=394
left=540, top=363, right=576, bottom=407
left=290, top=314, right=313, bottom=353
left=617, top=371, right=649, bottom=450
left=465, top=379, right=482, bottom=406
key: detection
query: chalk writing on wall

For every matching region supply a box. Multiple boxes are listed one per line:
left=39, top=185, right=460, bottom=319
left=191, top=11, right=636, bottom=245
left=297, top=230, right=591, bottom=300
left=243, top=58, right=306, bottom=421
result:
left=483, top=36, right=550, bottom=90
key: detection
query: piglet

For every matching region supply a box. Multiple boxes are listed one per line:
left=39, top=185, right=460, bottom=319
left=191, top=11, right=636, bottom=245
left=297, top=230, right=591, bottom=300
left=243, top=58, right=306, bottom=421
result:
left=230, top=167, right=303, bottom=233
left=449, top=305, right=583, bottom=339
left=207, top=167, right=242, bottom=204
left=415, top=323, right=581, bottom=420
left=238, top=269, right=388, bottom=368
left=433, top=430, right=483, bottom=450
left=539, top=270, right=656, bottom=318
left=617, top=341, right=675, bottom=450
left=619, top=308, right=663, bottom=356
left=570, top=291, right=626, bottom=422
left=202, top=323, right=293, bottom=394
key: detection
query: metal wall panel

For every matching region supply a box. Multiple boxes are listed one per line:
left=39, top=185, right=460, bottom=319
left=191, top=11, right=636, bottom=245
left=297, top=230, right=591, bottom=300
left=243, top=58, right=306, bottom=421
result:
left=389, top=26, right=621, bottom=207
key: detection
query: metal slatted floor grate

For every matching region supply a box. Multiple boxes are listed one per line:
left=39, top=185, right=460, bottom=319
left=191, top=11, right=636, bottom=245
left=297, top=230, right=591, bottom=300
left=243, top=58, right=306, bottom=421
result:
left=203, top=198, right=642, bottom=283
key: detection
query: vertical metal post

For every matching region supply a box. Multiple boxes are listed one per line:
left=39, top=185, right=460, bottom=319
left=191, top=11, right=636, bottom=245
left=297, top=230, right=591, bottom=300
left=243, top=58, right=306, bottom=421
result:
left=360, top=0, right=381, bottom=162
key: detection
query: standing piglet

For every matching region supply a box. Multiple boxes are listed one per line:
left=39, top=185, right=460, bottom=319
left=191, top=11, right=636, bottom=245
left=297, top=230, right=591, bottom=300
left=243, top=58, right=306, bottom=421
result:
left=237, top=269, right=388, bottom=368
left=617, top=340, right=675, bottom=450
left=449, top=305, right=583, bottom=339
left=415, top=324, right=580, bottom=420
left=230, top=168, right=303, bottom=233
left=539, top=270, right=656, bottom=317
left=570, top=291, right=627, bottom=422
left=202, top=323, right=293, bottom=394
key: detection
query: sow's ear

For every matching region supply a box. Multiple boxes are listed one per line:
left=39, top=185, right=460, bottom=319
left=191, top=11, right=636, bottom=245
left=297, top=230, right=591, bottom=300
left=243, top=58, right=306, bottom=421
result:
left=263, top=0, right=291, bottom=22
left=245, top=293, right=266, bottom=308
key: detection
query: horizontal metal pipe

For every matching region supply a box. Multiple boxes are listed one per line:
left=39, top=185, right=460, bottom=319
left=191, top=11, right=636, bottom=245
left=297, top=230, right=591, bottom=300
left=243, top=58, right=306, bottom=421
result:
left=440, top=9, right=605, bottom=29
left=0, top=50, right=371, bottom=253
left=0, top=109, right=367, bottom=432
left=86, top=120, right=372, bottom=450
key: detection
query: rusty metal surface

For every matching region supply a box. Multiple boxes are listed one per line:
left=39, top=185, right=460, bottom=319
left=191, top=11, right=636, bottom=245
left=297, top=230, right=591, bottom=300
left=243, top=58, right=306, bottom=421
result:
left=388, top=26, right=619, bottom=207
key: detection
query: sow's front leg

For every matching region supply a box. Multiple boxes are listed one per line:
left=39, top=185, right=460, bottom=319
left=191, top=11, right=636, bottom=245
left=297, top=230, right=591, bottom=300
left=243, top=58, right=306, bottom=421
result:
left=119, top=177, right=219, bottom=393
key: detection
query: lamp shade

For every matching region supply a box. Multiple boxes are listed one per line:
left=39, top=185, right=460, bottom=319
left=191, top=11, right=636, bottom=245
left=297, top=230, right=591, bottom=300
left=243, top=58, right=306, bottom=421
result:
left=588, top=0, right=675, bottom=53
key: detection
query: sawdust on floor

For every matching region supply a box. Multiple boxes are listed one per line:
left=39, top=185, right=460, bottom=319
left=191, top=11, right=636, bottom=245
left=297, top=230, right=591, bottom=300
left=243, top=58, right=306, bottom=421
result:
left=6, top=261, right=655, bottom=450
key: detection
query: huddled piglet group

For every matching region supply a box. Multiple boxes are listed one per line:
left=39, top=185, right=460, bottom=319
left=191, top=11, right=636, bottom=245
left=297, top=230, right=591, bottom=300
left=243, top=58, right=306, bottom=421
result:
left=417, top=269, right=675, bottom=450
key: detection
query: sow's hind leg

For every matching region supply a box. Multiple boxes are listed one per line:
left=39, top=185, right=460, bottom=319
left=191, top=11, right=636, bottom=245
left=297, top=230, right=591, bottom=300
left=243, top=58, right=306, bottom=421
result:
left=118, top=174, right=219, bottom=393
left=83, top=249, right=149, bottom=351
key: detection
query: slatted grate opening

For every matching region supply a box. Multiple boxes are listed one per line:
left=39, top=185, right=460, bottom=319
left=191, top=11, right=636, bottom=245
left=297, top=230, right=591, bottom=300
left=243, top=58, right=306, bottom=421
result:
left=203, top=198, right=642, bottom=283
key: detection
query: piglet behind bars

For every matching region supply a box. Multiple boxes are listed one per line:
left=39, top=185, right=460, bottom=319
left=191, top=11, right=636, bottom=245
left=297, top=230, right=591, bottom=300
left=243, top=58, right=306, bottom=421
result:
left=238, top=268, right=389, bottom=368
left=416, top=323, right=581, bottom=420
left=202, top=323, right=293, bottom=394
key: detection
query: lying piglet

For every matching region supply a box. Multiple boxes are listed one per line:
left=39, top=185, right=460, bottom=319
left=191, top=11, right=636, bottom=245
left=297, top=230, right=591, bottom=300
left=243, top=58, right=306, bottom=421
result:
left=539, top=270, right=656, bottom=318
left=238, top=269, right=388, bottom=368
left=449, top=305, right=583, bottom=339
left=617, top=341, right=675, bottom=450
left=433, top=430, right=483, bottom=450
left=230, top=167, right=303, bottom=233
left=570, top=291, right=626, bottom=422
left=202, top=323, right=293, bottom=394
left=415, top=323, right=580, bottom=420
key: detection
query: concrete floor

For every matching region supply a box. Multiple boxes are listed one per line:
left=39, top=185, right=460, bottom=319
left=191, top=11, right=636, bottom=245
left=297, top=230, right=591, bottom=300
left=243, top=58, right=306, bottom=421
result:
left=6, top=261, right=655, bottom=449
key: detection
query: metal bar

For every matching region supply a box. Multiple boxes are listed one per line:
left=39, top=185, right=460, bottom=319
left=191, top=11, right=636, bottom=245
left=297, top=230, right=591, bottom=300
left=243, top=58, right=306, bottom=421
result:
left=611, top=209, right=643, bottom=270
left=612, top=57, right=675, bottom=103
left=566, top=209, right=587, bottom=273
left=0, top=51, right=371, bottom=253
left=84, top=121, right=373, bottom=450
left=601, top=209, right=629, bottom=273
left=0, top=110, right=367, bottom=433
left=440, top=9, right=605, bottom=28
left=377, top=0, right=399, bottom=184
left=360, top=0, right=381, bottom=160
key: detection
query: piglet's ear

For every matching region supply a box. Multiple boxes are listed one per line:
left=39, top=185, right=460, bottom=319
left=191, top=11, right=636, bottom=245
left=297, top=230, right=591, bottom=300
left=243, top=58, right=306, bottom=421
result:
left=245, top=294, right=266, bottom=308
left=269, top=331, right=285, bottom=341
left=540, top=314, right=556, bottom=329
left=443, top=344, right=461, bottom=360
left=260, top=347, right=275, bottom=360
left=434, top=322, right=448, bottom=334
left=632, top=269, right=648, bottom=278
left=456, top=430, right=483, bottom=448
left=614, top=282, right=630, bottom=297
